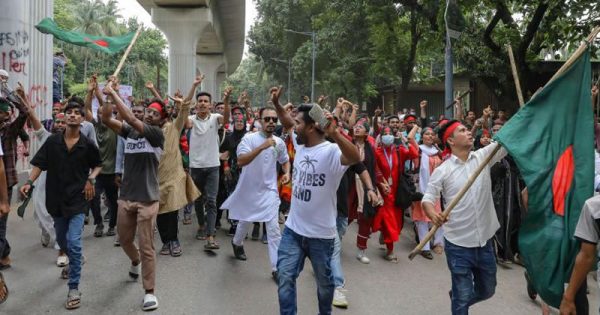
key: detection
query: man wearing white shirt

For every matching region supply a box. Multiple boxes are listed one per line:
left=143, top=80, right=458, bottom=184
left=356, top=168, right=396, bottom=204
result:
left=188, top=91, right=230, bottom=250
left=422, top=119, right=507, bottom=315
left=272, top=86, right=360, bottom=315
left=223, top=107, right=290, bottom=281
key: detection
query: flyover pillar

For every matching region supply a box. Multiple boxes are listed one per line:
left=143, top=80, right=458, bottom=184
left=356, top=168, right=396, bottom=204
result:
left=197, top=54, right=224, bottom=101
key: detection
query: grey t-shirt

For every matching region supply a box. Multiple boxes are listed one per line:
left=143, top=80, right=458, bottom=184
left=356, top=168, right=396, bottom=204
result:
left=120, top=123, right=164, bottom=202
left=574, top=195, right=600, bottom=244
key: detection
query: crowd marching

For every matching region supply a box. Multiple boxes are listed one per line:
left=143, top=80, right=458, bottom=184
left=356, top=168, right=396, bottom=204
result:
left=0, top=67, right=598, bottom=315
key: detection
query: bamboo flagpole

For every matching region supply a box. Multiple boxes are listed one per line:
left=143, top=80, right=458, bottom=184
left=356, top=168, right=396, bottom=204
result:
left=408, top=26, right=600, bottom=261
left=507, top=44, right=525, bottom=107
left=112, top=27, right=143, bottom=78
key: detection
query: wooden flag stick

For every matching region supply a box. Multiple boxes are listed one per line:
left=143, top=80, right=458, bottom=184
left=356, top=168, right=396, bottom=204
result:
left=445, top=89, right=472, bottom=109
left=507, top=44, right=525, bottom=107
left=408, top=145, right=502, bottom=260
left=112, top=27, right=143, bottom=78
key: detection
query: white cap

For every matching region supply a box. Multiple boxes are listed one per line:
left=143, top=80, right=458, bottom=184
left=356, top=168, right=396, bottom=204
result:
left=0, top=69, right=8, bottom=78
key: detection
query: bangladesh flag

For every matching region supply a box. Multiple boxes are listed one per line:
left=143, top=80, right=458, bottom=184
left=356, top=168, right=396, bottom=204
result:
left=494, top=49, right=594, bottom=308
left=35, top=18, right=134, bottom=54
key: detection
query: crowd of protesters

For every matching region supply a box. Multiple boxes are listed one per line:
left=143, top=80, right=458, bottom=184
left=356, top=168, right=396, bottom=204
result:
left=0, top=67, right=598, bottom=315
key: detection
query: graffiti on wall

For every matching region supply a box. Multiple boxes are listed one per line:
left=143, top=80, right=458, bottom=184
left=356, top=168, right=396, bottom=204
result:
left=0, top=30, right=29, bottom=75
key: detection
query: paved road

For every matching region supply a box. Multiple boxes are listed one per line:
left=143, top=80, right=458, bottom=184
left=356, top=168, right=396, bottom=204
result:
left=0, top=207, right=597, bottom=315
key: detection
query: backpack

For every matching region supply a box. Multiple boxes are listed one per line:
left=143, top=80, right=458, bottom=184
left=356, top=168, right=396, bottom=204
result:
left=395, top=151, right=423, bottom=209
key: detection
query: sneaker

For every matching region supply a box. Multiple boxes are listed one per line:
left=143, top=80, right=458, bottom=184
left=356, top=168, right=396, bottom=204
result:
left=142, top=293, right=159, bottom=311
left=114, top=234, right=121, bottom=247
left=333, top=287, right=349, bottom=308
left=356, top=249, right=370, bottom=264
left=261, top=233, right=268, bottom=244
left=231, top=241, right=246, bottom=260
left=251, top=223, right=260, bottom=240
left=420, top=250, right=433, bottom=260
left=106, top=227, right=116, bottom=237
left=159, top=243, right=170, bottom=255
left=57, top=254, right=69, bottom=267
left=84, top=216, right=89, bottom=225
left=41, top=231, right=51, bottom=247
left=129, top=262, right=140, bottom=279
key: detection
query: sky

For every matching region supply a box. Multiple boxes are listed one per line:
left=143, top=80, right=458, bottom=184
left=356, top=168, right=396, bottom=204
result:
left=110, top=0, right=257, bottom=55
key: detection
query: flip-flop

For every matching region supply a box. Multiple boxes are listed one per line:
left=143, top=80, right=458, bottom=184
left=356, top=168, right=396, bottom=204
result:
left=0, top=272, right=8, bottom=304
left=0, top=263, right=10, bottom=271
left=384, top=254, right=399, bottom=263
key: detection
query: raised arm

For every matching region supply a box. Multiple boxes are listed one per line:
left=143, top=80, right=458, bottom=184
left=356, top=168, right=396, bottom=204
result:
left=372, top=107, right=382, bottom=137
left=324, top=112, right=360, bottom=166
left=102, top=81, right=132, bottom=134
left=348, top=103, right=359, bottom=127
left=219, top=86, right=232, bottom=126
left=272, top=86, right=295, bottom=130
left=454, top=97, right=464, bottom=121
left=145, top=81, right=162, bottom=100
left=14, top=84, right=42, bottom=131
left=185, top=75, right=204, bottom=102
left=83, top=75, right=97, bottom=122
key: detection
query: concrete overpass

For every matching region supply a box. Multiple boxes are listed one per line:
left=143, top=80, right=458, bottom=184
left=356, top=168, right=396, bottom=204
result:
left=137, top=0, right=245, bottom=100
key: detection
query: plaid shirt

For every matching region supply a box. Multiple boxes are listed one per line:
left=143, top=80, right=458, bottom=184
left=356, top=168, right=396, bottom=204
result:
left=0, top=94, right=28, bottom=188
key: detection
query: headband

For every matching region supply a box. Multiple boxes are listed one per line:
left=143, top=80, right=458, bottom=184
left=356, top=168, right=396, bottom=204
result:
left=148, top=102, right=165, bottom=118
left=442, top=121, right=461, bottom=157
left=404, top=115, right=417, bottom=123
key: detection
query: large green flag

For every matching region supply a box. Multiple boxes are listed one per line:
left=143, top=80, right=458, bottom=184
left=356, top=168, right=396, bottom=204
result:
left=494, top=49, right=594, bottom=308
left=35, top=18, right=134, bottom=54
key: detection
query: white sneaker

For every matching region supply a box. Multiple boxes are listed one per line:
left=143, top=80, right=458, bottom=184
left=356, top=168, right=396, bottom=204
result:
left=114, top=234, right=120, bottom=247
left=356, top=249, right=370, bottom=264
left=332, top=287, right=349, bottom=308
left=57, top=254, right=69, bottom=267
left=129, top=263, right=140, bottom=279
left=142, top=293, right=159, bottom=311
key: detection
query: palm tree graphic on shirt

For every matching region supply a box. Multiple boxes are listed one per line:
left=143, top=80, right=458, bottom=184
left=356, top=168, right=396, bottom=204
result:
left=299, top=156, right=318, bottom=173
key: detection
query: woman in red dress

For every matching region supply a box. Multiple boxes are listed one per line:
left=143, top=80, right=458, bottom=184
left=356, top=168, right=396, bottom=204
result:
left=372, top=125, right=419, bottom=262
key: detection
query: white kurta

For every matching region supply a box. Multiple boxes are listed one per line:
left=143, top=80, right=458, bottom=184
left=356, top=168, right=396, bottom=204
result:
left=222, top=132, right=289, bottom=222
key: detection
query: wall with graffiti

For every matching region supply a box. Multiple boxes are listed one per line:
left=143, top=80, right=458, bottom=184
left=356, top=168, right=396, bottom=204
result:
left=0, top=0, right=53, bottom=173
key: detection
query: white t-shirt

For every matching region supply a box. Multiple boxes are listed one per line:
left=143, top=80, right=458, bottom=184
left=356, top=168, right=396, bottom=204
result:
left=221, top=132, right=289, bottom=222
left=188, top=113, right=223, bottom=168
left=284, top=132, right=349, bottom=239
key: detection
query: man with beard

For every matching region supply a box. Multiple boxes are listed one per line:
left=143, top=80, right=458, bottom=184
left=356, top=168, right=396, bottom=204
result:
left=21, top=100, right=102, bottom=310
left=102, top=80, right=164, bottom=311
left=13, top=84, right=67, bottom=265
left=272, top=86, right=361, bottom=315
left=224, top=107, right=290, bottom=282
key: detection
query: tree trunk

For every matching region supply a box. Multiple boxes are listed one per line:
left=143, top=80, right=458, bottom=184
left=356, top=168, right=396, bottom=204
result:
left=156, top=63, right=160, bottom=92
left=400, top=8, right=420, bottom=93
left=83, top=53, right=88, bottom=82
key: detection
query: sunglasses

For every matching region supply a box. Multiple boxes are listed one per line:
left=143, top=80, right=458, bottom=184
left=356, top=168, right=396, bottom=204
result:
left=263, top=117, right=278, bottom=123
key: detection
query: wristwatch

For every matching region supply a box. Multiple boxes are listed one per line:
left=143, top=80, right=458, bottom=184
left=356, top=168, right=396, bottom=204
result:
left=87, top=177, right=96, bottom=185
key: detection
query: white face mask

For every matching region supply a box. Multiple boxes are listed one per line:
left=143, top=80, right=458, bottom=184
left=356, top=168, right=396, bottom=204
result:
left=382, top=134, right=394, bottom=146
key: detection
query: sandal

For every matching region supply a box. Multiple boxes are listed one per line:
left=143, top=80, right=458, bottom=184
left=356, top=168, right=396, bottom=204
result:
left=182, top=214, right=192, bottom=225
left=204, top=240, right=220, bottom=250
left=170, top=241, right=182, bottom=257
left=65, top=289, right=81, bottom=310
left=0, top=272, right=8, bottom=304
left=420, top=250, right=434, bottom=260
left=93, top=225, right=104, bottom=238
left=195, top=229, right=206, bottom=240
left=384, top=254, right=399, bottom=263
left=61, top=266, right=70, bottom=279
left=159, top=243, right=170, bottom=255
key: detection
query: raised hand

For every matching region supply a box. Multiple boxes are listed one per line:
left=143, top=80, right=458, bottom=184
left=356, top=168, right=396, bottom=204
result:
left=270, top=86, right=283, bottom=106
left=15, top=82, right=26, bottom=100
left=102, top=81, right=115, bottom=95
left=336, top=97, right=344, bottom=108
left=223, top=86, right=233, bottom=101
left=144, top=81, right=155, bottom=90
left=193, top=74, right=205, bottom=86
left=420, top=100, right=428, bottom=108
left=87, top=75, right=98, bottom=93
left=318, top=95, right=328, bottom=106
left=374, top=107, right=382, bottom=116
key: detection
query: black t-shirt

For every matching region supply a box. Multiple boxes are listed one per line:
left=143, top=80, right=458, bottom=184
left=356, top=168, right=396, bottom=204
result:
left=336, top=163, right=367, bottom=217
left=31, top=132, right=101, bottom=218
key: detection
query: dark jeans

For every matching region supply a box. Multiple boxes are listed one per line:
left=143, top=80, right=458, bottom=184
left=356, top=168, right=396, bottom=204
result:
left=52, top=81, right=61, bottom=103
left=0, top=187, right=13, bottom=259
left=445, top=238, right=497, bottom=315
left=277, top=227, right=335, bottom=315
left=90, top=174, right=119, bottom=228
left=54, top=213, right=85, bottom=290
left=156, top=211, right=179, bottom=244
left=190, top=167, right=219, bottom=236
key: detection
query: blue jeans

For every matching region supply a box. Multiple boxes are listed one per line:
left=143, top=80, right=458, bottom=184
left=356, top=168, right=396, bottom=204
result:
left=277, top=227, right=335, bottom=315
left=190, top=167, right=219, bottom=236
left=445, top=238, right=497, bottom=315
left=331, top=215, right=349, bottom=288
left=54, top=213, right=85, bottom=290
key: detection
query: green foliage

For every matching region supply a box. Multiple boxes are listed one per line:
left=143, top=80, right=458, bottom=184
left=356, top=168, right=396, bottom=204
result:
left=53, top=0, right=168, bottom=99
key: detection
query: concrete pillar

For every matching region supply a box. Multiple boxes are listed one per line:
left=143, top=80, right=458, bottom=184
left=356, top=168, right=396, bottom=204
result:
left=216, top=71, right=226, bottom=97
left=197, top=55, right=224, bottom=102
left=152, top=7, right=210, bottom=95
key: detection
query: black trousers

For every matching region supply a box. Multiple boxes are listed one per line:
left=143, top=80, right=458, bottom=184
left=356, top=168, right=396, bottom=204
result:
left=89, top=174, right=118, bottom=228
left=156, top=211, right=179, bottom=244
